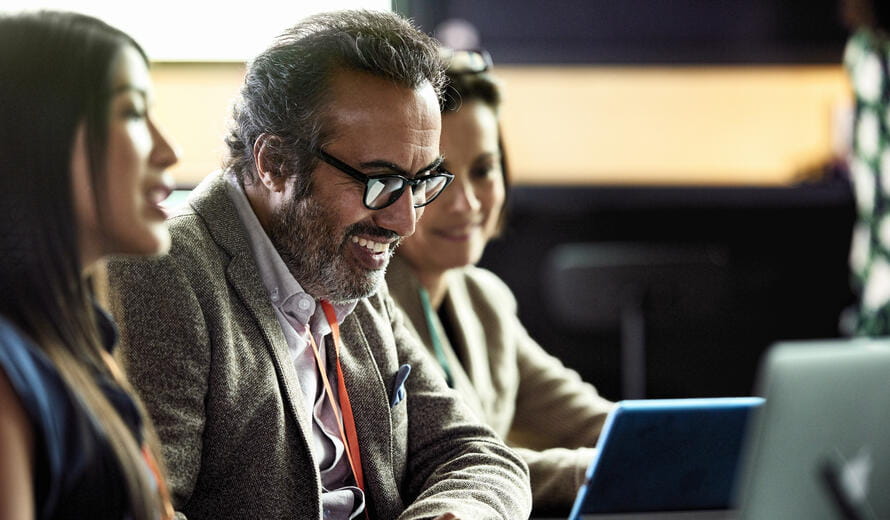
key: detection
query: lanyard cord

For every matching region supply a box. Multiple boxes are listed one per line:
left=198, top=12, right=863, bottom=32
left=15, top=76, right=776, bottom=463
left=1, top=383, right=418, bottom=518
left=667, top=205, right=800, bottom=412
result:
left=141, top=445, right=175, bottom=520
left=306, top=301, right=366, bottom=494
left=418, top=287, right=454, bottom=388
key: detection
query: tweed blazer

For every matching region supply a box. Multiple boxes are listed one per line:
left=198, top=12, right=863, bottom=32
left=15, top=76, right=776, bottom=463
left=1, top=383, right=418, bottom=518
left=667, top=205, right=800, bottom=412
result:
left=386, top=256, right=614, bottom=512
left=106, top=171, right=531, bottom=520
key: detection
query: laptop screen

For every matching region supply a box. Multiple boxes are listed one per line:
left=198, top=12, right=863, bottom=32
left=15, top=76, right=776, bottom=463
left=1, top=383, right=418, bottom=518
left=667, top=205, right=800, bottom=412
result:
left=734, top=339, right=890, bottom=520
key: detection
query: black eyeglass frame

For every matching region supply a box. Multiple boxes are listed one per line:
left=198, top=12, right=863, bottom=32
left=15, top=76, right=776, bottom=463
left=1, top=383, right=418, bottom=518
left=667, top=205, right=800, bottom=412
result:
left=308, top=146, right=455, bottom=210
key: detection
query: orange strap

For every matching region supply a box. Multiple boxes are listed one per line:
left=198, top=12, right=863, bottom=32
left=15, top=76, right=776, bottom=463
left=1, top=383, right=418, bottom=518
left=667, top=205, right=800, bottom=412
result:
left=306, top=300, right=365, bottom=493
left=141, top=444, right=175, bottom=520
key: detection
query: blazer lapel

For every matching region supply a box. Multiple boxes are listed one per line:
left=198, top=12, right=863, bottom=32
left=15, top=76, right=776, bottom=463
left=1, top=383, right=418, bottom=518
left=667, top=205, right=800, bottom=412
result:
left=331, top=316, right=392, bottom=499
left=189, top=171, right=313, bottom=435
left=226, top=255, right=314, bottom=434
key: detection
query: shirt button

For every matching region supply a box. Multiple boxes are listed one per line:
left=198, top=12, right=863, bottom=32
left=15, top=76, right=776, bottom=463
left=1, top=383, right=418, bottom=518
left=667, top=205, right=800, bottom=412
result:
left=298, top=298, right=311, bottom=310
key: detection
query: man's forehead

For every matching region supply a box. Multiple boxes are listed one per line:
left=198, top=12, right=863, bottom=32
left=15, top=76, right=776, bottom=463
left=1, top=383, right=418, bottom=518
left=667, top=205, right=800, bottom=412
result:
left=321, top=70, right=441, bottom=158
left=324, top=70, right=438, bottom=123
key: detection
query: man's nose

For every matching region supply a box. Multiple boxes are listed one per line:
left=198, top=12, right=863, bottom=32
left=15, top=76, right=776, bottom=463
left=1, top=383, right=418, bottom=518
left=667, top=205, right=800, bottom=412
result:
left=372, top=188, right=417, bottom=238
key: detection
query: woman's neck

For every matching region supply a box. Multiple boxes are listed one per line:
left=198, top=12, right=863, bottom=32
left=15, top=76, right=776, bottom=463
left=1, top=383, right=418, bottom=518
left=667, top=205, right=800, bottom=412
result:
left=415, top=268, right=449, bottom=310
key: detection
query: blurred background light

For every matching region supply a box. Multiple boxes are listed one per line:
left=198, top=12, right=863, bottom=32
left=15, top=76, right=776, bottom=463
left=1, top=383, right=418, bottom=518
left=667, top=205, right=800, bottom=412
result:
left=3, top=0, right=391, bottom=61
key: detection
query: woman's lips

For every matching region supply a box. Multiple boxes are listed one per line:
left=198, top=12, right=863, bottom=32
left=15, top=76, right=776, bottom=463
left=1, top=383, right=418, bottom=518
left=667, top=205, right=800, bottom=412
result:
left=432, top=224, right=481, bottom=242
left=147, top=185, right=172, bottom=205
left=146, top=183, right=174, bottom=218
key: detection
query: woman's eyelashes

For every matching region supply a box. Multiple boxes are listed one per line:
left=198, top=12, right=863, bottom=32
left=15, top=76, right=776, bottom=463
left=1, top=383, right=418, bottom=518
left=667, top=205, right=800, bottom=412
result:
left=115, top=91, right=149, bottom=121
left=470, top=158, right=499, bottom=180
left=125, top=108, right=146, bottom=120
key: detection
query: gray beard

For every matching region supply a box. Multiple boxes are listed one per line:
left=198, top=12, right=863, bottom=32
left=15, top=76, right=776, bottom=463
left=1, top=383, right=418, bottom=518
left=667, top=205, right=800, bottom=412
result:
left=266, top=193, right=398, bottom=303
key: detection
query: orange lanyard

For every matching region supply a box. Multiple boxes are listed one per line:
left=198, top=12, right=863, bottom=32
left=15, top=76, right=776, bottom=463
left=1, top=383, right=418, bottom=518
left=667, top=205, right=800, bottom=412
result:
left=141, top=444, right=175, bottom=520
left=306, top=300, right=365, bottom=493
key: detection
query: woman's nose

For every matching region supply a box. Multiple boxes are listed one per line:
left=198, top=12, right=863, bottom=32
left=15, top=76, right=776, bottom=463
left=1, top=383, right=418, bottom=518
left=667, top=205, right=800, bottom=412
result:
left=446, top=177, right=480, bottom=212
left=150, top=119, right=180, bottom=169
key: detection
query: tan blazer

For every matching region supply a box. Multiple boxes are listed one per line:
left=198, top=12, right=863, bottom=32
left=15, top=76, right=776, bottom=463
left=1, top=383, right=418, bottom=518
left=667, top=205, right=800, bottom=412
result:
left=386, top=256, right=614, bottom=512
left=107, top=171, right=531, bottom=520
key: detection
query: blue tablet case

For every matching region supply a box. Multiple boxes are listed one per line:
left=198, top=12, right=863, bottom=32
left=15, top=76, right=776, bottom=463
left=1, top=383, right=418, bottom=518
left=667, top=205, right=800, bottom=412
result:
left=569, top=397, right=763, bottom=519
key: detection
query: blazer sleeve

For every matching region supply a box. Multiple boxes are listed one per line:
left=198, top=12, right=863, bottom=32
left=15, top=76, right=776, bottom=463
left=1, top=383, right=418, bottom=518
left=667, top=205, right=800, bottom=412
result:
left=486, top=273, right=614, bottom=511
left=510, top=322, right=614, bottom=509
left=382, top=295, right=532, bottom=520
left=107, top=251, right=210, bottom=520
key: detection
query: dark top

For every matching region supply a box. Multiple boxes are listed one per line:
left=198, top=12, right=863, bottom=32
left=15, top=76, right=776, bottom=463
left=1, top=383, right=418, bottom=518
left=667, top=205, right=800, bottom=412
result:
left=0, top=308, right=143, bottom=519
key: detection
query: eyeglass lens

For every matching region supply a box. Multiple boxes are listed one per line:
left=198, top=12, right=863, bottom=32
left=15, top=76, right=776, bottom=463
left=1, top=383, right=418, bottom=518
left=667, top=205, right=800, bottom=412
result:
left=365, top=175, right=450, bottom=209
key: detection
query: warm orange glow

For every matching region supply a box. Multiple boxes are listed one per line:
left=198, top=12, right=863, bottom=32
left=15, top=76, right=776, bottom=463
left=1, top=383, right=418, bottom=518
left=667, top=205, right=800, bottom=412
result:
left=151, top=63, right=852, bottom=187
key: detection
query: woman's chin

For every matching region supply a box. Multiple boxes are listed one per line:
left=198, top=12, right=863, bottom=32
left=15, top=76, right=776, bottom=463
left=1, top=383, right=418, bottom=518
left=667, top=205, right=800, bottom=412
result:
left=150, top=229, right=172, bottom=255
left=110, top=225, right=171, bottom=257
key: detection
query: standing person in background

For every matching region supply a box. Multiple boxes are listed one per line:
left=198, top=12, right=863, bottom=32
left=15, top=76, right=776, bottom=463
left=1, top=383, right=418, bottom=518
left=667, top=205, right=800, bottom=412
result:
left=386, top=49, right=614, bottom=515
left=107, top=10, right=531, bottom=520
left=0, top=10, right=178, bottom=520
left=843, top=0, right=890, bottom=334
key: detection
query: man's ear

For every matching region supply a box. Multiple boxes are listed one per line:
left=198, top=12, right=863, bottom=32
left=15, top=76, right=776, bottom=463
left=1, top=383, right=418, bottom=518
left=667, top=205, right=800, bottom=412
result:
left=253, top=133, right=287, bottom=193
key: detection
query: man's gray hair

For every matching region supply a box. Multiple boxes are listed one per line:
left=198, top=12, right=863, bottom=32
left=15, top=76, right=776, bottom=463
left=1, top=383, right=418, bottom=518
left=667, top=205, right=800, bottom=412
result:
left=225, top=9, right=446, bottom=191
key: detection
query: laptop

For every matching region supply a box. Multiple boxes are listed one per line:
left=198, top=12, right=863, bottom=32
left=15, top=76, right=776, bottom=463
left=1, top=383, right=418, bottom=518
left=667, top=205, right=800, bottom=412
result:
left=568, top=397, right=763, bottom=520
left=733, top=338, right=890, bottom=520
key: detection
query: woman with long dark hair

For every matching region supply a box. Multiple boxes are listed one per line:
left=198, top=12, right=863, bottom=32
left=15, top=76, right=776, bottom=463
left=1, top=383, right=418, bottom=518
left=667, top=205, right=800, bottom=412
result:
left=0, top=11, right=178, bottom=519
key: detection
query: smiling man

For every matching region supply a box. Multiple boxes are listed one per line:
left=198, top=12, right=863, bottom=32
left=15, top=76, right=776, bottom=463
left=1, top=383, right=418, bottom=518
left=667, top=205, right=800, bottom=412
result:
left=106, top=10, right=530, bottom=520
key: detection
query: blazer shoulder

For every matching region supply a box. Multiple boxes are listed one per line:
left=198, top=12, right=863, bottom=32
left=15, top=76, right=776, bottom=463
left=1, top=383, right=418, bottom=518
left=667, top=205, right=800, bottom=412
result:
left=167, top=211, right=214, bottom=252
left=456, top=266, right=517, bottom=309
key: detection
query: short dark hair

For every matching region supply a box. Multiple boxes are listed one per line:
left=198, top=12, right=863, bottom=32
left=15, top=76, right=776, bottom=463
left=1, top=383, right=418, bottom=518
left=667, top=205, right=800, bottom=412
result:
left=225, top=9, right=446, bottom=190
left=442, top=69, right=502, bottom=114
left=442, top=61, right=511, bottom=233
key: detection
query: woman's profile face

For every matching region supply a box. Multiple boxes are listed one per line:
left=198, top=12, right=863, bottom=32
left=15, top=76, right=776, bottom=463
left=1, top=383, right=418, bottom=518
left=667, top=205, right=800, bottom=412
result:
left=399, top=100, right=505, bottom=274
left=71, top=45, right=178, bottom=266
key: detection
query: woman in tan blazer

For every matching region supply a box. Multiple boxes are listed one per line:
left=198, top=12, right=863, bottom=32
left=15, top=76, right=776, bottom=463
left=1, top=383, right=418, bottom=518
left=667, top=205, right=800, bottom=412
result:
left=386, top=49, right=614, bottom=515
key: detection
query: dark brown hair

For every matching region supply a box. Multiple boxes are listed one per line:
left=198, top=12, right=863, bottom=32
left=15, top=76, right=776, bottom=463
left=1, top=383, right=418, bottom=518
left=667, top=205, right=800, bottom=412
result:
left=442, top=63, right=511, bottom=233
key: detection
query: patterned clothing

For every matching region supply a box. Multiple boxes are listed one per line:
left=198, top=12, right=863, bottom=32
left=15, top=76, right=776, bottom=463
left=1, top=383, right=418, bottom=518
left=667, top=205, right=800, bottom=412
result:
left=846, top=30, right=890, bottom=334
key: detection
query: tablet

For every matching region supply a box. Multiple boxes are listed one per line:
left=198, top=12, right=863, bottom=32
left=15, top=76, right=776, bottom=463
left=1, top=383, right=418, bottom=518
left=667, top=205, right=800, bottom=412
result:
left=569, top=397, right=763, bottom=519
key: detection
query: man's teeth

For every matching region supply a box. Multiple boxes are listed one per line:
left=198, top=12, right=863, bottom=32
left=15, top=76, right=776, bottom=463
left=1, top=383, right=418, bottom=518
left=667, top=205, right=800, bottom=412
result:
left=351, top=236, right=388, bottom=253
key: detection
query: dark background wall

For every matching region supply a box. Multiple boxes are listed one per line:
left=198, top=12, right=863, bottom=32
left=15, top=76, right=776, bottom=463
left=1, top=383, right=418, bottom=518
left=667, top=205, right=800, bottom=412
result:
left=478, top=181, right=856, bottom=400
left=396, top=0, right=847, bottom=64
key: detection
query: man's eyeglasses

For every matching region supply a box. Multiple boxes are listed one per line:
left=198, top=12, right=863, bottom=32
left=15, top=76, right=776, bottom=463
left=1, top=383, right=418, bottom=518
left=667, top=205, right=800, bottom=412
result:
left=441, top=48, right=493, bottom=75
left=308, top=146, right=454, bottom=210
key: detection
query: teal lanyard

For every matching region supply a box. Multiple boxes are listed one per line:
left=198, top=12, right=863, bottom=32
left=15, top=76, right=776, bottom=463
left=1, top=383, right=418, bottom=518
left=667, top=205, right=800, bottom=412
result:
left=418, top=287, right=454, bottom=388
